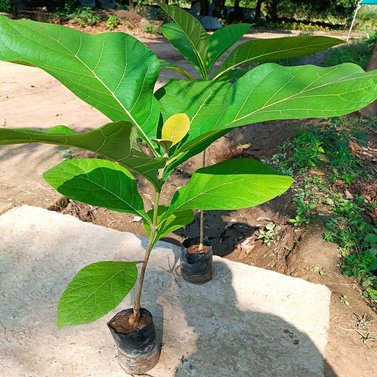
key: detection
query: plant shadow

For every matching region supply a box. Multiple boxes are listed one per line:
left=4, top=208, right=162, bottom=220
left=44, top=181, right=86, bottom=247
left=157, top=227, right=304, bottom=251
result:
left=165, top=260, right=338, bottom=377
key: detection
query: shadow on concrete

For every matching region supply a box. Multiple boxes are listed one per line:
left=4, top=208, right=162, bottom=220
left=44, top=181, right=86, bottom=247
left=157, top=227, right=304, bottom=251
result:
left=170, top=260, right=337, bottom=377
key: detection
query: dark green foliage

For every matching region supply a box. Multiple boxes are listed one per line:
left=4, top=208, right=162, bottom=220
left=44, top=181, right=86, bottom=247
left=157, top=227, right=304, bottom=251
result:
left=73, top=7, right=100, bottom=26
left=56, top=5, right=100, bottom=26
left=325, top=42, right=373, bottom=70
left=255, top=0, right=358, bottom=23
left=0, top=0, right=11, bottom=13
left=63, top=0, right=78, bottom=14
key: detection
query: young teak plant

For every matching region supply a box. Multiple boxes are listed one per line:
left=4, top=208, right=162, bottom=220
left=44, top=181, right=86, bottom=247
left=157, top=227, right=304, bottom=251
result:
left=1, top=6, right=377, bottom=334
left=158, top=4, right=345, bottom=81
left=158, top=4, right=344, bottom=249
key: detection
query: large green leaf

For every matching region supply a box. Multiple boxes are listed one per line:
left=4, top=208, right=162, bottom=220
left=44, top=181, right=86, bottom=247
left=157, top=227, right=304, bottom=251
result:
left=144, top=206, right=194, bottom=243
left=207, top=23, right=251, bottom=72
left=156, top=78, right=230, bottom=175
left=44, top=158, right=148, bottom=220
left=214, top=36, right=343, bottom=80
left=160, top=4, right=208, bottom=79
left=158, top=63, right=377, bottom=171
left=168, top=158, right=293, bottom=213
left=160, top=23, right=203, bottom=79
left=0, top=16, right=160, bottom=141
left=0, top=121, right=164, bottom=186
left=57, top=261, right=138, bottom=328
left=156, top=79, right=231, bottom=146
left=221, top=63, right=377, bottom=128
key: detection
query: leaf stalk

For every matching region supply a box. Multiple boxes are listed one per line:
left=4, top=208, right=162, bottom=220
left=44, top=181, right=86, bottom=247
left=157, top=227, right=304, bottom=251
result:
left=199, top=149, right=206, bottom=250
left=130, top=190, right=160, bottom=325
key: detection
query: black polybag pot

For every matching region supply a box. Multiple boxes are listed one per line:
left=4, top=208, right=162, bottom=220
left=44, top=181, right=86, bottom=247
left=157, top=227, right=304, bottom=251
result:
left=107, top=308, right=160, bottom=375
left=181, top=238, right=213, bottom=284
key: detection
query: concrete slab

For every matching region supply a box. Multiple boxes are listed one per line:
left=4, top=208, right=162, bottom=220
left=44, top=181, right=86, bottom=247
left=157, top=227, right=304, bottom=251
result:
left=0, top=206, right=332, bottom=377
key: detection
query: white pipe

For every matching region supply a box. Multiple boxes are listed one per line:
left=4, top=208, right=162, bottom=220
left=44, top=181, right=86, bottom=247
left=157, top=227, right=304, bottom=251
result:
left=347, top=1, right=363, bottom=42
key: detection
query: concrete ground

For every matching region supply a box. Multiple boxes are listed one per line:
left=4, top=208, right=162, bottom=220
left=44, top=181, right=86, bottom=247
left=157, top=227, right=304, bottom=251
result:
left=0, top=206, right=332, bottom=377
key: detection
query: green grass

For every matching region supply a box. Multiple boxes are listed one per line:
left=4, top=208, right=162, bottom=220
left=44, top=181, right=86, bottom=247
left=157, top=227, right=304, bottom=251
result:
left=325, top=42, right=373, bottom=70
left=270, top=117, right=377, bottom=301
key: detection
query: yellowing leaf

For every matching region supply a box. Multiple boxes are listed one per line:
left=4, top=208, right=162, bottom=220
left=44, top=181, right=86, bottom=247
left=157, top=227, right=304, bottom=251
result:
left=161, top=113, right=190, bottom=147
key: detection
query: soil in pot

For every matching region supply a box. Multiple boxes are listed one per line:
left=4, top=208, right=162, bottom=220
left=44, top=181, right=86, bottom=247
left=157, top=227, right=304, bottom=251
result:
left=181, top=238, right=213, bottom=284
left=107, top=308, right=160, bottom=375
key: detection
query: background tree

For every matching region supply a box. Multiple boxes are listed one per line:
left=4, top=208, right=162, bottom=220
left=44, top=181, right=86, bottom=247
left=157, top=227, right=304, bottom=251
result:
left=253, top=0, right=358, bottom=22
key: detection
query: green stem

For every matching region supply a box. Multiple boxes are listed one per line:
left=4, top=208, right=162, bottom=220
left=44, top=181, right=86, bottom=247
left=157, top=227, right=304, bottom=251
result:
left=199, top=149, right=206, bottom=250
left=130, top=190, right=160, bottom=325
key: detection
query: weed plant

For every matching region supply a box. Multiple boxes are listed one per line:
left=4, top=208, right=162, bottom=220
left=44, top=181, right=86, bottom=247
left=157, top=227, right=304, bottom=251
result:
left=271, top=117, right=377, bottom=300
left=106, top=14, right=121, bottom=30
left=257, top=222, right=281, bottom=247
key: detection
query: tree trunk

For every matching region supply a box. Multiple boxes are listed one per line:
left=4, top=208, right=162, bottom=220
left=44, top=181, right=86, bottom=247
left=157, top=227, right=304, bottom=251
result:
left=254, top=0, right=264, bottom=21
left=360, top=42, right=377, bottom=118
left=200, top=0, right=209, bottom=16
left=266, top=0, right=278, bottom=21
left=233, top=0, right=242, bottom=21
left=213, top=0, right=226, bottom=18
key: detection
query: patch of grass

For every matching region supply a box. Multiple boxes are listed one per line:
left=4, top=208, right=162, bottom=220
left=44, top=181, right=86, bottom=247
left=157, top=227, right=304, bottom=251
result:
left=289, top=177, right=320, bottom=226
left=271, top=117, right=377, bottom=301
left=325, top=41, right=373, bottom=70
left=275, top=118, right=370, bottom=183
left=324, top=195, right=377, bottom=300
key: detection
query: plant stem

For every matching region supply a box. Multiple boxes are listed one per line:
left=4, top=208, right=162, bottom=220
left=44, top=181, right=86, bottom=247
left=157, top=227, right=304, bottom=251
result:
left=199, top=149, right=206, bottom=250
left=199, top=210, right=204, bottom=250
left=130, top=190, right=160, bottom=325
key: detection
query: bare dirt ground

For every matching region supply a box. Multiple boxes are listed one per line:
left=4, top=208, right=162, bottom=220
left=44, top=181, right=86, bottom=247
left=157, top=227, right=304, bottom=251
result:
left=0, top=16, right=376, bottom=377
